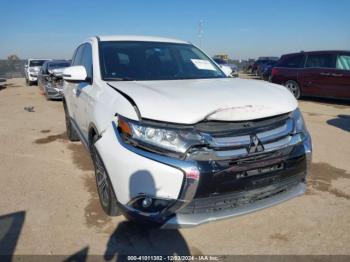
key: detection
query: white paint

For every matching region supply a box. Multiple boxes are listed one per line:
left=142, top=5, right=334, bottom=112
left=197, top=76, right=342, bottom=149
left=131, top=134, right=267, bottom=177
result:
left=94, top=124, right=184, bottom=204
left=108, top=78, right=298, bottom=124
left=62, top=66, right=87, bottom=81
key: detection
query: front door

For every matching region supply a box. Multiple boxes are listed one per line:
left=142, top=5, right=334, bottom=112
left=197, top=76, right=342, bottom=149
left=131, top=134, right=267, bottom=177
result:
left=71, top=43, right=94, bottom=143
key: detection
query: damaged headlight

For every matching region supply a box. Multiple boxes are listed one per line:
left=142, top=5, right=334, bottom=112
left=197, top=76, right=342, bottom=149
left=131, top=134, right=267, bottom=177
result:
left=117, top=116, right=204, bottom=155
left=291, top=108, right=307, bottom=134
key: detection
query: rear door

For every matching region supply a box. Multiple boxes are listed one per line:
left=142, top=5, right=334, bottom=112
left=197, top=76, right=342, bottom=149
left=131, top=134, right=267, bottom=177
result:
left=299, top=53, right=337, bottom=97
left=332, top=53, right=350, bottom=99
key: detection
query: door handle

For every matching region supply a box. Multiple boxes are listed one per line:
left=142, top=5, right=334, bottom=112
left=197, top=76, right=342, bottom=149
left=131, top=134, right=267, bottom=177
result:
left=320, top=72, right=330, bottom=76
left=331, top=73, right=343, bottom=77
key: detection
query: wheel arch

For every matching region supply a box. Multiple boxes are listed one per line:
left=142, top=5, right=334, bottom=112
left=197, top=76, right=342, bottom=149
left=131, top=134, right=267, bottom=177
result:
left=88, top=122, right=100, bottom=148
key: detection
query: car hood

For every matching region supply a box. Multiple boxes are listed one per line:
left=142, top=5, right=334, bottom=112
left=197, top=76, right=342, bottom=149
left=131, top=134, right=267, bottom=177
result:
left=108, top=78, right=298, bottom=124
left=29, top=66, right=41, bottom=72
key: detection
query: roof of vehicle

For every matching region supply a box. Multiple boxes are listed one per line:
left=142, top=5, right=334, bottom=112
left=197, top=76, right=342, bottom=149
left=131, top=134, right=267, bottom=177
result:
left=281, top=50, right=350, bottom=57
left=96, top=35, right=189, bottom=44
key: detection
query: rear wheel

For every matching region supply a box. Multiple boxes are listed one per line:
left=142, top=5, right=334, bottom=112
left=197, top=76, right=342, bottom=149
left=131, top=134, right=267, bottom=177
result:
left=91, top=134, right=120, bottom=216
left=285, top=80, right=301, bottom=99
left=63, top=102, right=79, bottom=141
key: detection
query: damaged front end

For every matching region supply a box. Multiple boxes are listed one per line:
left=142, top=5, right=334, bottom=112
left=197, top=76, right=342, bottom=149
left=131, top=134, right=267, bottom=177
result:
left=106, top=108, right=312, bottom=228
left=44, top=68, right=67, bottom=99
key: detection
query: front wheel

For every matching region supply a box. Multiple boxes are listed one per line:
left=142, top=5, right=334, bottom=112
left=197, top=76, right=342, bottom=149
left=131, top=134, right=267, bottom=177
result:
left=91, top=135, right=120, bottom=216
left=285, top=80, right=301, bottom=99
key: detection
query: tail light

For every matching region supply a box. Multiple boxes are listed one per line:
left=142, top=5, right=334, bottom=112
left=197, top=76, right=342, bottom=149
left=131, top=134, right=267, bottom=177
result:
left=271, top=68, right=279, bottom=78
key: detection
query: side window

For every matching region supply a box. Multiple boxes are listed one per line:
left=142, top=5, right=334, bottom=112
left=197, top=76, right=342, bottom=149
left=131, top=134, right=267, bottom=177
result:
left=305, top=54, right=336, bottom=69
left=82, top=44, right=93, bottom=80
left=280, top=55, right=304, bottom=68
left=336, top=55, right=350, bottom=71
left=72, top=45, right=85, bottom=66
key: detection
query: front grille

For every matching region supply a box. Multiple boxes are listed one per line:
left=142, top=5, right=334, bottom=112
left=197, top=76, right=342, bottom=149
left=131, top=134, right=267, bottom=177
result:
left=188, top=114, right=295, bottom=161
left=179, top=174, right=303, bottom=214
left=186, top=114, right=307, bottom=198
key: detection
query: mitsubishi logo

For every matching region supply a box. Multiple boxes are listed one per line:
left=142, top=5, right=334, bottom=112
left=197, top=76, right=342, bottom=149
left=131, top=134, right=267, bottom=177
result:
left=249, top=135, right=264, bottom=153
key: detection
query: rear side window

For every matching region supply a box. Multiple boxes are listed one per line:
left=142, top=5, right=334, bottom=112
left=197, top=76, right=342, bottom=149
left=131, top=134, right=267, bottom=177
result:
left=305, top=54, right=336, bottom=68
left=336, top=55, right=350, bottom=71
left=279, top=54, right=304, bottom=68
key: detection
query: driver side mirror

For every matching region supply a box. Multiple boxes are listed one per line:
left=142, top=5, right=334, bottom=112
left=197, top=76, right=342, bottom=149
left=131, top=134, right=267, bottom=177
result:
left=63, top=66, right=87, bottom=82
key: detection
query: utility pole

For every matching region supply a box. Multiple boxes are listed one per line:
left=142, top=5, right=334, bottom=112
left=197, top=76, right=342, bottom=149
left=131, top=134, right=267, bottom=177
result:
left=198, top=20, right=203, bottom=48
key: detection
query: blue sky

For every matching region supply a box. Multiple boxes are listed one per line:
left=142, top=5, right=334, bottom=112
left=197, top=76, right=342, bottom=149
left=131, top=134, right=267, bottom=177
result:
left=1, top=0, right=349, bottom=60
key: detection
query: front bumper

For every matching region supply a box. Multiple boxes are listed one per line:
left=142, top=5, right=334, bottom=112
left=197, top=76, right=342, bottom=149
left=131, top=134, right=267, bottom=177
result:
left=93, top=119, right=313, bottom=228
left=162, top=182, right=305, bottom=228
left=45, top=83, right=63, bottom=99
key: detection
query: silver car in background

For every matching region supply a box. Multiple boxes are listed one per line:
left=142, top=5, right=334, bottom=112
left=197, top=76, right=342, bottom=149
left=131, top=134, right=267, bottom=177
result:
left=38, top=60, right=71, bottom=100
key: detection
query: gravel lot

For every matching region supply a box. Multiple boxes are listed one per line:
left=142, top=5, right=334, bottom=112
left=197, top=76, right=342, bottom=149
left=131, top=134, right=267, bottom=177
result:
left=0, top=77, right=350, bottom=258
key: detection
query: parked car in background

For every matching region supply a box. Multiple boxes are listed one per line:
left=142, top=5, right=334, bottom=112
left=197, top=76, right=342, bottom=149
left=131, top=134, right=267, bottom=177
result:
left=62, top=35, right=312, bottom=228
left=271, top=51, right=350, bottom=99
left=258, top=60, right=278, bottom=81
left=38, top=60, right=71, bottom=99
left=24, top=59, right=51, bottom=86
left=213, top=58, right=239, bottom=77
left=252, top=57, right=279, bottom=75
left=0, top=78, right=6, bottom=88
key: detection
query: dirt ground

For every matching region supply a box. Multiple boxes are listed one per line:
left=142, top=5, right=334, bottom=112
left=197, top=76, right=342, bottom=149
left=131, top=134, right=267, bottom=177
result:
left=0, top=77, right=350, bottom=258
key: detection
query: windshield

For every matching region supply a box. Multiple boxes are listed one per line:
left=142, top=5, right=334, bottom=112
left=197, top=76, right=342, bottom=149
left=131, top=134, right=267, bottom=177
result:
left=48, top=62, right=70, bottom=69
left=99, top=41, right=226, bottom=81
left=29, top=60, right=47, bottom=67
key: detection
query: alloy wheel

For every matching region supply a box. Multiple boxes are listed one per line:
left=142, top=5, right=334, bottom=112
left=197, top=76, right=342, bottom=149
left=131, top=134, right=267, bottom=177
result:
left=93, top=148, right=110, bottom=207
left=285, top=81, right=300, bottom=99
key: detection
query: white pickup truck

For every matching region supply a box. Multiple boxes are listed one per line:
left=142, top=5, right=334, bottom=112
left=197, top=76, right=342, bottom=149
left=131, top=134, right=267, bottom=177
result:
left=62, top=35, right=312, bottom=228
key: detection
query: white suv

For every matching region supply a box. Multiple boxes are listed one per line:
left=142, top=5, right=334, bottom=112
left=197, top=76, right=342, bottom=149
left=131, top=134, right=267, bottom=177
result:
left=62, top=36, right=312, bottom=228
left=25, top=59, right=50, bottom=85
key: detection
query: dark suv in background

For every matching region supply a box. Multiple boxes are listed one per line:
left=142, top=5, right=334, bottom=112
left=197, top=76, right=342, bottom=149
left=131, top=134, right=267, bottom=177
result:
left=271, top=51, right=350, bottom=99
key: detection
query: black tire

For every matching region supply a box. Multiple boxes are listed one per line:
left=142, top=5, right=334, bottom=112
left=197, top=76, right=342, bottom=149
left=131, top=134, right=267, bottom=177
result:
left=91, top=134, right=120, bottom=216
left=285, top=80, right=301, bottom=99
left=63, top=102, right=79, bottom=141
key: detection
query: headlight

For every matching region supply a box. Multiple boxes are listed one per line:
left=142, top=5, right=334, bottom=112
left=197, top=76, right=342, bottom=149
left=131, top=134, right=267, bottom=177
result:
left=117, top=117, right=204, bottom=155
left=291, top=108, right=307, bottom=134
left=29, top=68, right=35, bottom=72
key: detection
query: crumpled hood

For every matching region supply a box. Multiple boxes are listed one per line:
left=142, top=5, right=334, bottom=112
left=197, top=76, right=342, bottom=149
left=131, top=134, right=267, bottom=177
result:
left=50, top=67, right=66, bottom=77
left=108, top=78, right=298, bottom=124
